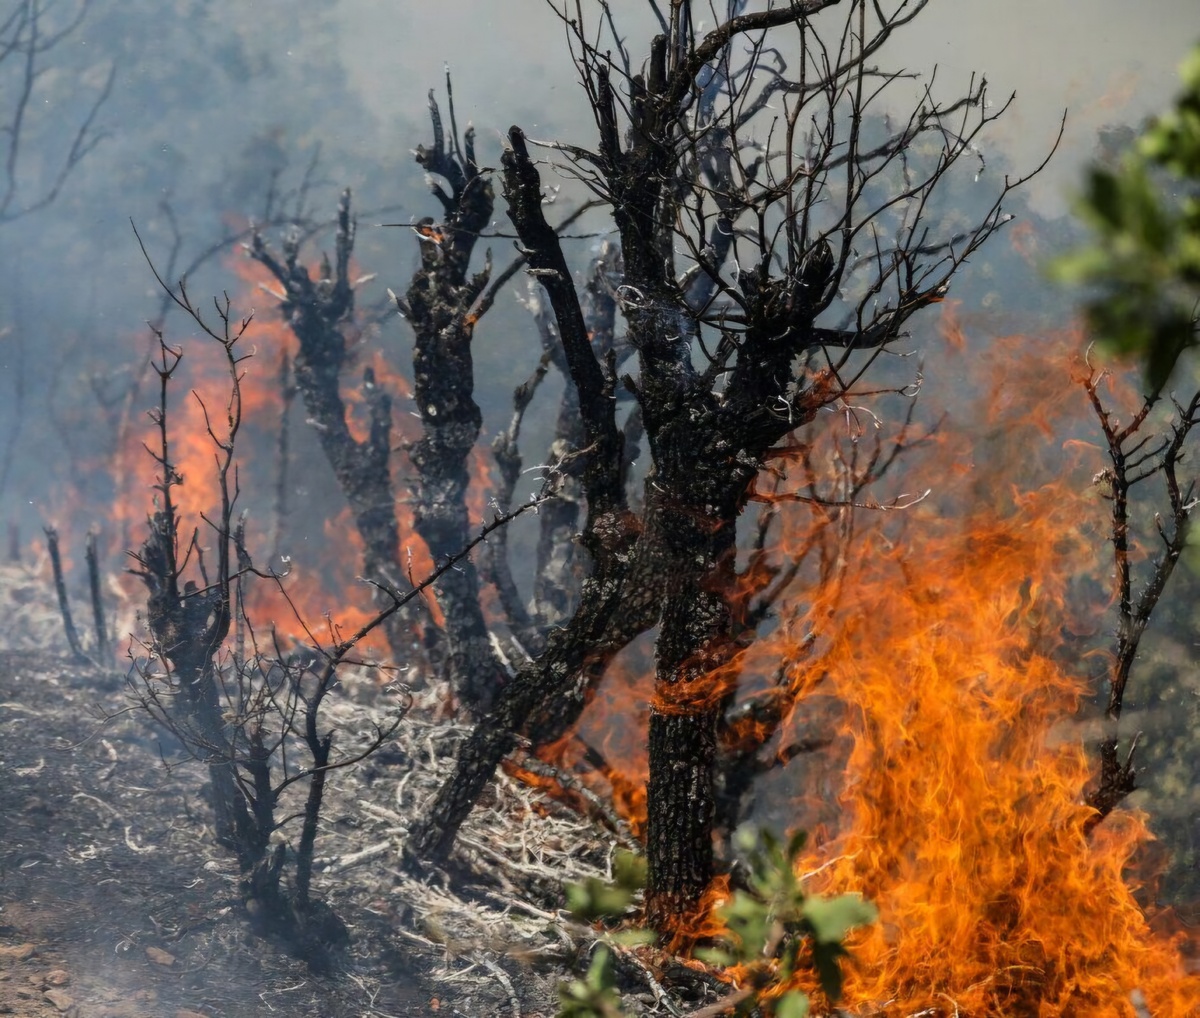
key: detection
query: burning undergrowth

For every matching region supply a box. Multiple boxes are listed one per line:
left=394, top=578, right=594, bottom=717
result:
left=19, top=108, right=1200, bottom=1018
left=22, top=241, right=1200, bottom=1015
left=559, top=320, right=1200, bottom=1014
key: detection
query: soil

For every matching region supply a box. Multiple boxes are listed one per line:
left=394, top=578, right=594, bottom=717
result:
left=0, top=650, right=454, bottom=1017
left=0, top=556, right=634, bottom=1018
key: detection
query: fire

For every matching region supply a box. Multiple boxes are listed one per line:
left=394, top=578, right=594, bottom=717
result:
left=538, top=634, right=655, bottom=837
left=779, top=501, right=1179, bottom=1013
left=96, top=247, right=434, bottom=660
left=744, top=328, right=1199, bottom=1013
left=561, top=318, right=1198, bottom=1013
left=58, top=209, right=1196, bottom=1011
left=1008, top=220, right=1041, bottom=266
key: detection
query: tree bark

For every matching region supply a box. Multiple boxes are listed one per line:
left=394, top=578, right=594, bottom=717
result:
left=405, top=553, right=636, bottom=863
left=400, top=100, right=508, bottom=712
left=251, top=192, right=419, bottom=663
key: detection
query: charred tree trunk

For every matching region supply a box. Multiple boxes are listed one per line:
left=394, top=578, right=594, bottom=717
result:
left=398, top=92, right=504, bottom=712
left=135, top=510, right=258, bottom=861
left=487, top=243, right=628, bottom=660
left=251, top=191, right=419, bottom=663
left=404, top=125, right=637, bottom=864
left=406, top=0, right=1019, bottom=929
left=641, top=470, right=745, bottom=924
left=405, top=569, right=632, bottom=864
left=584, top=40, right=742, bottom=922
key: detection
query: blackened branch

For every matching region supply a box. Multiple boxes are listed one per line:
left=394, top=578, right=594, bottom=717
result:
left=671, top=0, right=846, bottom=108
left=45, top=526, right=85, bottom=662
left=397, top=88, right=501, bottom=711
left=250, top=191, right=419, bottom=665
left=1082, top=368, right=1200, bottom=832
left=502, top=126, right=625, bottom=525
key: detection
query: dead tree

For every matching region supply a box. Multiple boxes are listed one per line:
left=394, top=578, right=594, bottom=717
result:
left=0, top=0, right=113, bottom=224
left=388, top=81, right=637, bottom=712
left=391, top=90, right=508, bottom=711
left=1081, top=359, right=1200, bottom=831
left=42, top=525, right=111, bottom=665
left=406, top=0, right=1058, bottom=927
left=121, top=262, right=519, bottom=968
left=88, top=159, right=336, bottom=561
left=250, top=95, right=545, bottom=712
left=250, top=191, right=424, bottom=664
left=126, top=309, right=264, bottom=867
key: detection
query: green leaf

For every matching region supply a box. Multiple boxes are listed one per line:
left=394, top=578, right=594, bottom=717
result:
left=733, top=824, right=762, bottom=856
left=557, top=946, right=625, bottom=1018
left=801, top=894, right=877, bottom=944
left=775, top=990, right=811, bottom=1018
left=694, top=946, right=736, bottom=966
left=1084, top=167, right=1123, bottom=227
left=610, top=928, right=657, bottom=947
left=721, top=891, right=772, bottom=957
left=563, top=851, right=646, bottom=923
left=705, top=827, right=877, bottom=1014
left=810, top=940, right=849, bottom=1002
left=785, top=828, right=808, bottom=861
left=1054, top=41, right=1200, bottom=389
left=612, top=849, right=647, bottom=892
left=565, top=875, right=637, bottom=922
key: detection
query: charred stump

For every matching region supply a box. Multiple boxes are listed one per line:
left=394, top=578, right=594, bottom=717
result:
left=133, top=510, right=257, bottom=859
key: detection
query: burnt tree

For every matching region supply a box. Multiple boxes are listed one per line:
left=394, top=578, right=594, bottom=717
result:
left=405, top=0, right=1057, bottom=926
left=392, top=91, right=508, bottom=711
left=1081, top=364, right=1200, bottom=831
left=122, top=261, right=496, bottom=967
left=251, top=192, right=423, bottom=665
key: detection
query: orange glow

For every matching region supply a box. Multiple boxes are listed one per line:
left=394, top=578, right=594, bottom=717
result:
left=500, top=757, right=614, bottom=824
left=1008, top=220, right=1040, bottom=265
left=541, top=635, right=654, bottom=837
left=751, top=329, right=1196, bottom=1013
left=103, top=246, right=428, bottom=661
left=467, top=446, right=496, bottom=526
left=567, top=319, right=1198, bottom=1013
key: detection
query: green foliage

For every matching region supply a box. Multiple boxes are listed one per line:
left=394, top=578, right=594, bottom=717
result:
left=710, top=827, right=876, bottom=1014
left=1054, top=43, right=1200, bottom=390
left=564, top=850, right=647, bottom=924
left=558, top=946, right=625, bottom=1018
left=557, top=851, right=647, bottom=1018
left=556, top=832, right=875, bottom=1018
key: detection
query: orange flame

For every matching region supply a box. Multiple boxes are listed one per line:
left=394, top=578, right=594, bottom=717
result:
left=569, top=319, right=1198, bottom=1013
left=753, top=330, right=1197, bottom=1013
left=101, top=247, right=432, bottom=660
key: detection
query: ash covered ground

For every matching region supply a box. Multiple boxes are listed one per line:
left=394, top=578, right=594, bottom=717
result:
left=0, top=561, right=668, bottom=1018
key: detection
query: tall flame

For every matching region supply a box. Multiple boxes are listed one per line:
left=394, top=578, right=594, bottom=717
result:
left=568, top=318, right=1197, bottom=1013
left=751, top=326, right=1197, bottom=1013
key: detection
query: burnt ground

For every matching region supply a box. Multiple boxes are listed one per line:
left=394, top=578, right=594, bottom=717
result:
left=0, top=558, right=679, bottom=1018
left=0, top=649, right=465, bottom=1017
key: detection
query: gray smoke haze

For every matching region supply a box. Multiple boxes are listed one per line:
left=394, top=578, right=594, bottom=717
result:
left=1, top=0, right=1197, bottom=546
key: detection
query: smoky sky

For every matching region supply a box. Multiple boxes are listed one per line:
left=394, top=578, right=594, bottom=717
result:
left=0, top=0, right=1197, bottom=547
